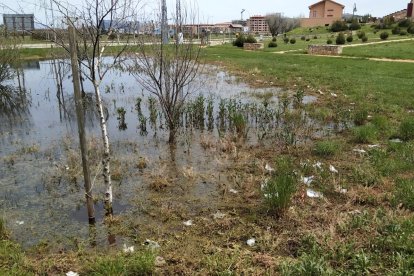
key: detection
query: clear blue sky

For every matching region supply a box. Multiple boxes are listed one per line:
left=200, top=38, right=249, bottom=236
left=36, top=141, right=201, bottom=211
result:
left=0, top=0, right=410, bottom=24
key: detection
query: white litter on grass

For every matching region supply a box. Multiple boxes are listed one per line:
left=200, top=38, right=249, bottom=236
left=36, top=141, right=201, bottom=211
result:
left=15, top=220, right=24, bottom=225
left=318, top=90, right=324, bottom=95
left=183, top=220, right=193, bottom=226
left=339, top=188, right=347, bottom=194
left=367, top=115, right=373, bottom=119
left=329, top=165, right=338, bottom=173
left=313, top=161, right=323, bottom=170
left=301, top=176, right=314, bottom=186
left=123, top=244, right=135, bottom=253
left=307, top=189, right=323, bottom=198
left=368, top=144, right=380, bottom=149
left=353, top=149, right=367, bottom=154
left=144, top=239, right=160, bottom=250
left=390, top=138, right=402, bottom=143
left=261, top=178, right=270, bottom=191
left=265, top=163, right=275, bottom=173
left=330, top=92, right=338, bottom=97
left=66, top=272, right=79, bottom=276
left=213, top=211, right=226, bottom=219
left=229, top=189, right=239, bottom=194
left=246, top=238, right=256, bottom=246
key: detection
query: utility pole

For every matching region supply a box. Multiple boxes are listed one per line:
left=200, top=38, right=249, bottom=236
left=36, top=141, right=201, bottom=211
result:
left=68, top=24, right=95, bottom=225
left=352, top=3, right=357, bottom=20
left=161, top=0, right=168, bottom=44
left=241, top=9, right=245, bottom=21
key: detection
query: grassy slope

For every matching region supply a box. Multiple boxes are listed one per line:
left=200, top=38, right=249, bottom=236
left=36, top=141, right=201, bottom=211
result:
left=342, top=40, right=414, bottom=60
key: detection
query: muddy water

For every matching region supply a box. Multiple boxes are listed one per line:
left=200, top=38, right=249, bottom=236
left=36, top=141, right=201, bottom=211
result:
left=0, top=60, right=316, bottom=247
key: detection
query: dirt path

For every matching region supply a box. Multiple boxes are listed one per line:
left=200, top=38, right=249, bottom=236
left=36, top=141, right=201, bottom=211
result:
left=342, top=37, right=414, bottom=47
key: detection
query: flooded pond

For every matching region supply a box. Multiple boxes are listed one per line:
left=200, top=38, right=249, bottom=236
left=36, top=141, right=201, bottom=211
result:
left=0, top=59, right=318, bottom=248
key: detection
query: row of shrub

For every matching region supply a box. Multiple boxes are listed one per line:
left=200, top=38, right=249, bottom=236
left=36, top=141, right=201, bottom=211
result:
left=330, top=20, right=361, bottom=32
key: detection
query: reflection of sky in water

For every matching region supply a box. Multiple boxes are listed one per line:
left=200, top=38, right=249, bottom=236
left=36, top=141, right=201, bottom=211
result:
left=0, top=59, right=305, bottom=247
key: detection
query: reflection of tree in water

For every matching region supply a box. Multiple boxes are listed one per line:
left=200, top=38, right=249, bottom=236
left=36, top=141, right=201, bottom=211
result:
left=0, top=85, right=32, bottom=132
left=64, top=92, right=109, bottom=128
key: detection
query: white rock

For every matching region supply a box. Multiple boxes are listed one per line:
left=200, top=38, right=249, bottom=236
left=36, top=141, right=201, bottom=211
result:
left=66, top=272, right=79, bottom=276
left=307, top=189, right=323, bottom=198
left=329, top=165, right=338, bottom=173
left=183, top=220, right=193, bottom=226
left=246, top=238, right=256, bottom=246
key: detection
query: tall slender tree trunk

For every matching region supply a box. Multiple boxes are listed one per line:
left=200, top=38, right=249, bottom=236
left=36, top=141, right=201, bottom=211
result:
left=68, top=26, right=96, bottom=224
left=93, top=81, right=113, bottom=216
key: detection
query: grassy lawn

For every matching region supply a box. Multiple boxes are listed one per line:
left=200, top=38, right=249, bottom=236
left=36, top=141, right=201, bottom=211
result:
left=204, top=44, right=414, bottom=113
left=342, top=40, right=414, bottom=60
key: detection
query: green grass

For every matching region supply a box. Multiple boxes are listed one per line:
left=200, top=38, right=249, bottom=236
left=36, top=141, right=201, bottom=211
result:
left=313, top=140, right=341, bottom=157
left=86, top=251, right=155, bottom=276
left=204, top=44, right=414, bottom=113
left=342, top=39, right=414, bottom=60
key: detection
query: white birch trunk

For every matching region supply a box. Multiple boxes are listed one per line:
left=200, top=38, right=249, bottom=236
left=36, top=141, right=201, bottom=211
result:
left=93, top=80, right=113, bottom=216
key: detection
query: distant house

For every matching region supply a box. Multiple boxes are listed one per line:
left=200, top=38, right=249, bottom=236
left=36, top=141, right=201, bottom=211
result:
left=300, top=0, right=345, bottom=27
left=3, top=14, right=35, bottom=34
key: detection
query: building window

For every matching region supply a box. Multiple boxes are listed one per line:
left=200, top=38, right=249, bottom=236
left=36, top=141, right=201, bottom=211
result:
left=327, top=15, right=333, bottom=17
left=313, top=11, right=317, bottom=17
left=327, top=9, right=334, bottom=12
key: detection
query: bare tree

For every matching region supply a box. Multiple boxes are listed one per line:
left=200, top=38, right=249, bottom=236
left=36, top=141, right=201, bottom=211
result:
left=49, top=0, right=140, bottom=216
left=266, top=13, right=299, bottom=37
left=129, top=2, right=203, bottom=144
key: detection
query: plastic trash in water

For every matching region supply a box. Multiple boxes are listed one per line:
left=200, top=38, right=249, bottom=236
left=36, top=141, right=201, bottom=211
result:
left=307, top=189, right=323, bottom=198
left=247, top=238, right=256, bottom=246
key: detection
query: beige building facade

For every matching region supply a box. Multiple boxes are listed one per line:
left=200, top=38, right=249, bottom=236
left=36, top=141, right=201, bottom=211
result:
left=247, top=16, right=270, bottom=34
left=300, top=0, right=345, bottom=27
